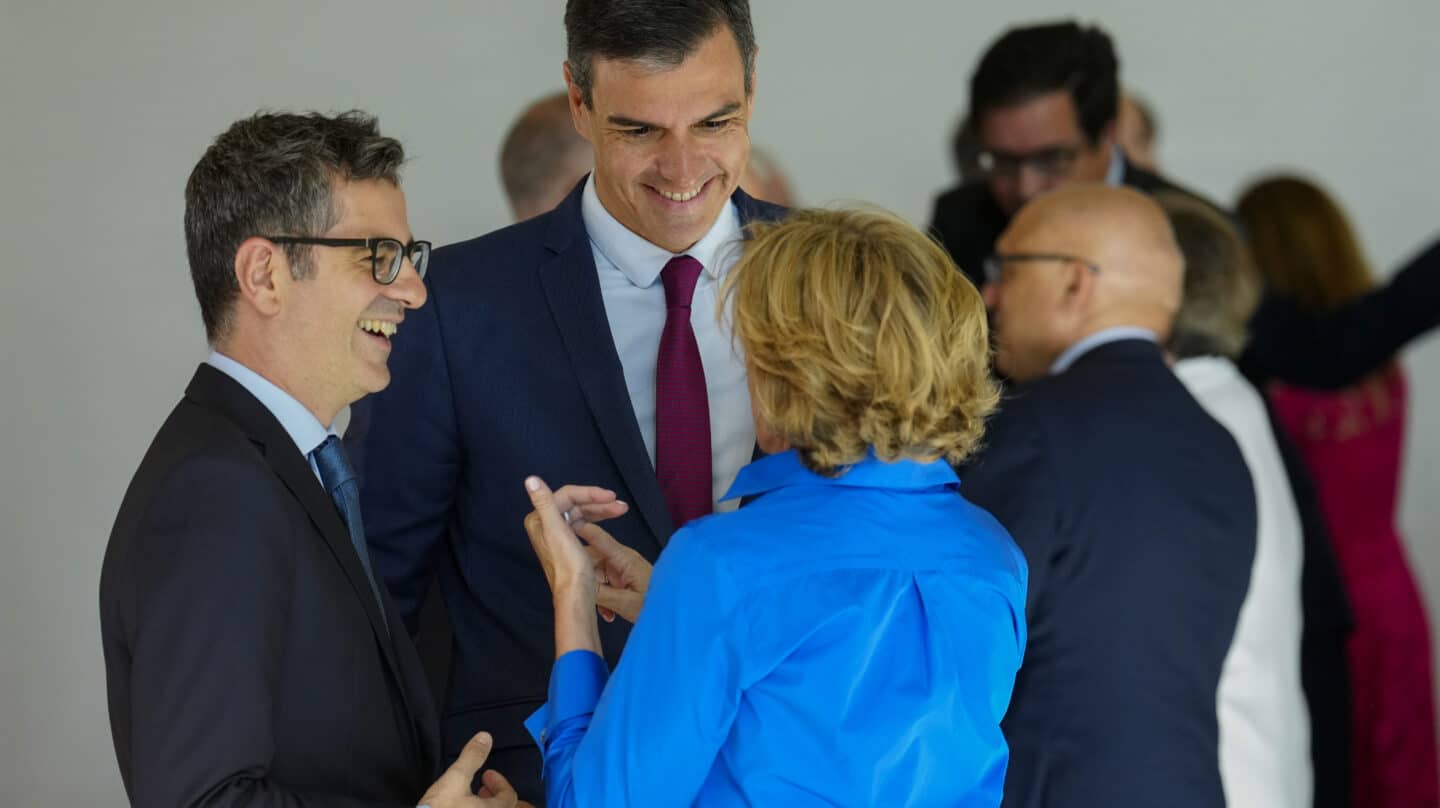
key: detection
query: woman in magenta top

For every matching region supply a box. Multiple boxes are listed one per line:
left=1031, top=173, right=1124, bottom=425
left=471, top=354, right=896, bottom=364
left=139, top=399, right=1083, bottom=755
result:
left=1240, top=175, right=1439, bottom=807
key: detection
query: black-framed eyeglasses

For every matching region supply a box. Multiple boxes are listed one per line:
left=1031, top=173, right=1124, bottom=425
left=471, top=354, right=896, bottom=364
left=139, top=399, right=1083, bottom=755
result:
left=982, top=252, right=1101, bottom=285
left=261, top=236, right=431, bottom=284
left=975, top=146, right=1081, bottom=179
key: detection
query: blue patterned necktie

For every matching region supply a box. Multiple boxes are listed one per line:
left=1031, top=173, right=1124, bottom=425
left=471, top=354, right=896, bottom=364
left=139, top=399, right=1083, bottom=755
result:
left=311, top=435, right=386, bottom=620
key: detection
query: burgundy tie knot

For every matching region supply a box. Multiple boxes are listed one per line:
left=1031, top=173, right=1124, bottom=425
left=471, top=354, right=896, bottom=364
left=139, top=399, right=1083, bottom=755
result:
left=661, top=255, right=704, bottom=310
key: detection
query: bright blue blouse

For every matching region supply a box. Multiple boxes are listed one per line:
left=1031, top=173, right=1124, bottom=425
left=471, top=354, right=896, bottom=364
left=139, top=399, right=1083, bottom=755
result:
left=526, top=449, right=1028, bottom=806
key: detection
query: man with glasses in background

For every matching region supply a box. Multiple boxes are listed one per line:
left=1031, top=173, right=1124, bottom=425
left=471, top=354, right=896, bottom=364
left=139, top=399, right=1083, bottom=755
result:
left=99, top=110, right=523, bottom=808
left=928, top=20, right=1221, bottom=292
left=931, top=19, right=1440, bottom=400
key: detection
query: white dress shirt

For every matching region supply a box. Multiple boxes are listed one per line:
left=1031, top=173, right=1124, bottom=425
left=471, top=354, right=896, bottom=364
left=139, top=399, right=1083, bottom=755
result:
left=581, top=177, right=754, bottom=511
left=1174, top=356, right=1312, bottom=808
left=206, top=351, right=335, bottom=484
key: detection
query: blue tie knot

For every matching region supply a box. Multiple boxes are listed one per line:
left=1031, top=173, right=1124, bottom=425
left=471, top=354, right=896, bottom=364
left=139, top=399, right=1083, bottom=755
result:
left=312, top=435, right=357, bottom=495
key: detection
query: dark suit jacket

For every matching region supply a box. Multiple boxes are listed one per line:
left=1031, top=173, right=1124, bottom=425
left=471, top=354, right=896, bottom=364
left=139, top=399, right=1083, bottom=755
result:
left=960, top=339, right=1258, bottom=808
left=345, top=181, right=786, bottom=800
left=100, top=365, right=440, bottom=807
left=928, top=166, right=1440, bottom=390
left=1266, top=403, right=1353, bottom=808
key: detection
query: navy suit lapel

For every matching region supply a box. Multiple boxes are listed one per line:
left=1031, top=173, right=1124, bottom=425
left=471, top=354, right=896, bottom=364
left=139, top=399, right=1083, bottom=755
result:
left=184, top=366, right=420, bottom=735
left=534, top=184, right=788, bottom=543
left=537, top=186, right=674, bottom=548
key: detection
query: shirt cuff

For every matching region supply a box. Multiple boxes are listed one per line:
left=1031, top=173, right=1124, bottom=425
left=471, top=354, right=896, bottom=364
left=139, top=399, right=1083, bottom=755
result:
left=524, top=650, right=610, bottom=746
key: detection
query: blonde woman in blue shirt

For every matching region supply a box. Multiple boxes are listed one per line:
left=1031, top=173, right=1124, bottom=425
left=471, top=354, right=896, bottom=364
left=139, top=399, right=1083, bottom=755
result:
left=519, top=208, right=1027, bottom=807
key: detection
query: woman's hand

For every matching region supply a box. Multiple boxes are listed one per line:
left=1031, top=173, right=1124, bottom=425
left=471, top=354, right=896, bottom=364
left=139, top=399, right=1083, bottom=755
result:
left=523, top=477, right=628, bottom=656
left=522, top=478, right=627, bottom=595
left=579, top=522, right=653, bottom=624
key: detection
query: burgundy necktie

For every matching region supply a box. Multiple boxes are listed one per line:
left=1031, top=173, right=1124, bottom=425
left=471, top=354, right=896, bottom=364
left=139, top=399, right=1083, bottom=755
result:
left=655, top=255, right=713, bottom=530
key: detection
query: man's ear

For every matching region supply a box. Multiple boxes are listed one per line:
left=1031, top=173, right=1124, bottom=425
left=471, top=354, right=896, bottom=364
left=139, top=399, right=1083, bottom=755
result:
left=234, top=237, right=284, bottom=318
left=1060, top=258, right=1098, bottom=312
left=562, top=62, right=593, bottom=144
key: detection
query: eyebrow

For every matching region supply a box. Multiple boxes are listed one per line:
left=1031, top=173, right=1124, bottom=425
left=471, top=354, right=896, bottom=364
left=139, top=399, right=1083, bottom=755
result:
left=605, top=101, right=743, bottom=130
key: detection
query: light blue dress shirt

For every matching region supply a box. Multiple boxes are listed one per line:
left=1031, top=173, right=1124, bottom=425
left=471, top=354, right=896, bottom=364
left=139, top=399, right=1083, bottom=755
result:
left=526, top=449, right=1029, bottom=807
left=205, top=351, right=334, bottom=481
left=581, top=176, right=754, bottom=511
left=1049, top=326, right=1159, bottom=375
left=1105, top=145, right=1126, bottom=186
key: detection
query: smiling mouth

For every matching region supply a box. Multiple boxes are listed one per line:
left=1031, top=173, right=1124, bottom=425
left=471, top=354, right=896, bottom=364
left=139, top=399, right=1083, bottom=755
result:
left=649, top=178, right=712, bottom=204
left=357, top=319, right=398, bottom=342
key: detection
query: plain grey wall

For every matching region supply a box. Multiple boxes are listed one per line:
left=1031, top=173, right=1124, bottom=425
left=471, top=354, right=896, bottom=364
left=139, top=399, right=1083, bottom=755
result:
left=3, top=1, right=1437, bottom=802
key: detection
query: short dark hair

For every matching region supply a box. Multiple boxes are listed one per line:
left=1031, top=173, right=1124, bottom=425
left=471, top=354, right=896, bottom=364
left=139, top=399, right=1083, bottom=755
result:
left=564, top=0, right=756, bottom=108
left=969, top=20, right=1119, bottom=145
left=183, top=110, right=405, bottom=342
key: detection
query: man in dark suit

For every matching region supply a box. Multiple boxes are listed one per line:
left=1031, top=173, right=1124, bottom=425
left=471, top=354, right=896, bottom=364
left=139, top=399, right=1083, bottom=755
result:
left=929, top=19, right=1440, bottom=391
left=346, top=1, right=784, bottom=801
left=99, top=111, right=520, bottom=808
left=961, top=185, right=1258, bottom=807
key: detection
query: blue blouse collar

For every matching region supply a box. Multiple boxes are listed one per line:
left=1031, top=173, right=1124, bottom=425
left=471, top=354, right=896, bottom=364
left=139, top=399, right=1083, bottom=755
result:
left=721, top=448, right=959, bottom=502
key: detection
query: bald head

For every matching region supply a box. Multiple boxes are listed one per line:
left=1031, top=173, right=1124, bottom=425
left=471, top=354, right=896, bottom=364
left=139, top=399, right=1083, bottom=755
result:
left=987, top=185, right=1183, bottom=380
left=499, top=91, right=593, bottom=221
left=741, top=145, right=796, bottom=206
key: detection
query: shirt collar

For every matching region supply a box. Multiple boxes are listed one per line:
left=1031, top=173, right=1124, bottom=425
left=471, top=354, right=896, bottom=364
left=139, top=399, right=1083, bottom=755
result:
left=1105, top=145, right=1126, bottom=186
left=580, top=173, right=743, bottom=289
left=206, top=351, right=334, bottom=457
left=1050, top=326, right=1159, bottom=375
left=721, top=448, right=959, bottom=502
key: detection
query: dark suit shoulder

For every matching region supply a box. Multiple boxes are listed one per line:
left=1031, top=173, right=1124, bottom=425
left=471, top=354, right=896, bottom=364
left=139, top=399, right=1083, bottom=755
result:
left=931, top=180, right=994, bottom=212
left=102, top=399, right=300, bottom=639
left=428, top=214, right=553, bottom=289
left=110, top=399, right=295, bottom=555
left=927, top=181, right=1005, bottom=286
left=1124, top=164, right=1231, bottom=218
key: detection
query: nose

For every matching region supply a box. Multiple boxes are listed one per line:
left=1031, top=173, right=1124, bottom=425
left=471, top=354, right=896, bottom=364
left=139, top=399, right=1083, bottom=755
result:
left=656, top=133, right=703, bottom=187
left=1016, top=164, right=1054, bottom=205
left=982, top=281, right=1000, bottom=310
left=386, top=255, right=428, bottom=310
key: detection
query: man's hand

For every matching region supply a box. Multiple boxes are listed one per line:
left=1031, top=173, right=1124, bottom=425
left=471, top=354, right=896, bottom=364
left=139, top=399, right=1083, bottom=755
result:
left=579, top=522, right=652, bottom=624
left=418, top=732, right=528, bottom=808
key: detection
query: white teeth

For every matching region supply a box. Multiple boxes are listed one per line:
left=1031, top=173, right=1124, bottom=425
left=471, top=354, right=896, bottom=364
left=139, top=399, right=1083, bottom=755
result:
left=659, top=186, right=701, bottom=202
left=358, top=319, right=397, bottom=337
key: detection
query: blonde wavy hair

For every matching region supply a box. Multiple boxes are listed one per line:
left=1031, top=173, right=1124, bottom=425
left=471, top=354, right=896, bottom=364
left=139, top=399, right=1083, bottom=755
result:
left=723, top=207, right=998, bottom=476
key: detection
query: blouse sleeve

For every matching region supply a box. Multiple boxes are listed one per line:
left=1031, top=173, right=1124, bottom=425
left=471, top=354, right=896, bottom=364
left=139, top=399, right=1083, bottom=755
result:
left=525, top=530, right=754, bottom=807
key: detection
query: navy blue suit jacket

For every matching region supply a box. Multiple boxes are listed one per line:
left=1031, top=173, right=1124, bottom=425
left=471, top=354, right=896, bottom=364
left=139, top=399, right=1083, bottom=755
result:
left=960, top=339, right=1258, bottom=808
left=346, top=181, right=786, bottom=799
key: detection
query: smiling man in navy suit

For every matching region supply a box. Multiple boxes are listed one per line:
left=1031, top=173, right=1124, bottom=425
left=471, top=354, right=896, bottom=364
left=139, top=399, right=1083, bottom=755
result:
left=345, top=1, right=785, bottom=802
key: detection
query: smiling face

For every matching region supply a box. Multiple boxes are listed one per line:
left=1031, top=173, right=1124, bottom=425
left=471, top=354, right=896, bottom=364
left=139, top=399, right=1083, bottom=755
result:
left=279, top=178, right=427, bottom=420
left=567, top=24, right=753, bottom=253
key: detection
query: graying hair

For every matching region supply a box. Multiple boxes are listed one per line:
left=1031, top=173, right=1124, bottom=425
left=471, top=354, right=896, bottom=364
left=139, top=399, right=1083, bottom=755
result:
left=183, top=110, right=405, bottom=342
left=1159, top=192, right=1261, bottom=359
